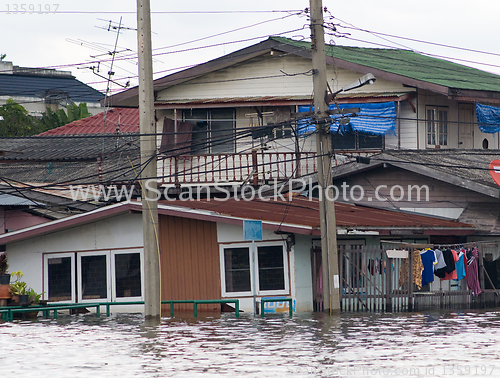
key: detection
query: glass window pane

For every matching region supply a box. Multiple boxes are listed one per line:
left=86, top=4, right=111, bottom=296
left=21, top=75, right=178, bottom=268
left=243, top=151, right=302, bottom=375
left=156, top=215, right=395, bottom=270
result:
left=224, top=247, right=251, bottom=292
left=331, top=131, right=356, bottom=150
left=47, top=257, right=72, bottom=301
left=184, top=109, right=208, bottom=154
left=257, top=245, right=285, bottom=291
left=427, top=109, right=435, bottom=145
left=81, top=255, right=107, bottom=300
left=358, top=132, right=383, bottom=149
left=115, top=253, right=141, bottom=298
left=210, top=109, right=235, bottom=154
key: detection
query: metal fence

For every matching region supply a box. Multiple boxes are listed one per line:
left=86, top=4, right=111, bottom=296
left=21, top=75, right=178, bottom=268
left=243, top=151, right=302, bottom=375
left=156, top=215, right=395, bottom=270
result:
left=340, top=246, right=499, bottom=312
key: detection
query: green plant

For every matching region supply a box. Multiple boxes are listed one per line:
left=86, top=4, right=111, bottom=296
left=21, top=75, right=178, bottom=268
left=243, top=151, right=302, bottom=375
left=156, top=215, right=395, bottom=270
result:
left=9, top=271, right=28, bottom=295
left=0, top=252, right=7, bottom=274
left=27, top=288, right=44, bottom=303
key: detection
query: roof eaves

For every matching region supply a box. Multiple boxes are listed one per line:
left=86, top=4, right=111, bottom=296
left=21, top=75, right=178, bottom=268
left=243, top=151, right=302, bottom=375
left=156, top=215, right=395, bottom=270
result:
left=376, top=154, right=500, bottom=198
left=0, top=201, right=132, bottom=244
left=104, top=38, right=281, bottom=107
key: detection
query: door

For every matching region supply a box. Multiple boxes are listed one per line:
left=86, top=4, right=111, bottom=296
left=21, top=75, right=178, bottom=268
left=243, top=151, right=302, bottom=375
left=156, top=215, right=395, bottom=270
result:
left=458, top=104, right=474, bottom=149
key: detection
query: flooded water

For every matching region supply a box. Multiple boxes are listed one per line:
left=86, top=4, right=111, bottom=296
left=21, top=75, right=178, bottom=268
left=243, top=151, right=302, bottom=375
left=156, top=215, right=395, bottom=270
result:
left=1, top=310, right=500, bottom=377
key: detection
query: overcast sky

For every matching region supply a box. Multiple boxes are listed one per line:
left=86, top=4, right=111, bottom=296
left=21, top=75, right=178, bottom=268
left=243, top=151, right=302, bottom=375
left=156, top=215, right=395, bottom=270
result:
left=2, top=0, right=500, bottom=95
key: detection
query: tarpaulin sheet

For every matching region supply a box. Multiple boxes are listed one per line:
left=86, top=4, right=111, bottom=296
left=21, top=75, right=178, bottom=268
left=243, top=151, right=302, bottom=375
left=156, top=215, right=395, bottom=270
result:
left=476, top=103, right=500, bottom=134
left=297, top=102, right=396, bottom=135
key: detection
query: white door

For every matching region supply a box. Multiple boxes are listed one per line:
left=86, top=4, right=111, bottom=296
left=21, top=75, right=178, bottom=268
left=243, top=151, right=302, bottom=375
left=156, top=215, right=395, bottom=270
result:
left=459, top=104, right=474, bottom=149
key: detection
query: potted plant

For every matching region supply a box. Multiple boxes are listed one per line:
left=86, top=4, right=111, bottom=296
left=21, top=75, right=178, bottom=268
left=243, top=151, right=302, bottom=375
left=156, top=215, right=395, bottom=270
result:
left=9, top=271, right=29, bottom=306
left=27, top=288, right=45, bottom=305
left=0, top=252, right=11, bottom=302
left=0, top=252, right=9, bottom=285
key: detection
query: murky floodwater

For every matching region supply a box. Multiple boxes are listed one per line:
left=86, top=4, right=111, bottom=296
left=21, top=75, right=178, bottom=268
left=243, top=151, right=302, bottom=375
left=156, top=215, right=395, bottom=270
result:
left=1, top=310, right=500, bottom=377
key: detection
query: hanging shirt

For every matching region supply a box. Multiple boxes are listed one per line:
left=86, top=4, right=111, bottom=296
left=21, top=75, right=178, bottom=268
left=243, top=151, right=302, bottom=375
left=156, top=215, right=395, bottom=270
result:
left=421, top=249, right=437, bottom=287
left=434, top=249, right=447, bottom=270
left=456, top=252, right=466, bottom=281
left=436, top=249, right=456, bottom=278
left=443, top=250, right=459, bottom=280
left=467, top=248, right=482, bottom=295
left=398, top=249, right=424, bottom=290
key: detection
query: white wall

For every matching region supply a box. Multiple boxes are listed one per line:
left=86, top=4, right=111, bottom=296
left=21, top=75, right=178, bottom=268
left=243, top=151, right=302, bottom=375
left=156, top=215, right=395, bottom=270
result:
left=217, top=222, right=313, bottom=313
left=6, top=213, right=143, bottom=297
left=156, top=54, right=409, bottom=101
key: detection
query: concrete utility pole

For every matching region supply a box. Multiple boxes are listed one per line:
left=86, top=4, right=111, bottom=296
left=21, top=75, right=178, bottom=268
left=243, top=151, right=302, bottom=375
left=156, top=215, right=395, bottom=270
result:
left=309, top=0, right=341, bottom=313
left=137, top=0, right=161, bottom=318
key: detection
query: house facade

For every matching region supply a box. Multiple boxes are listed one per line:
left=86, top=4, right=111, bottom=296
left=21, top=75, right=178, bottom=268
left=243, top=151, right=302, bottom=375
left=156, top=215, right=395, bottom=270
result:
left=106, top=37, right=500, bottom=187
left=0, top=199, right=474, bottom=313
left=0, top=61, right=104, bottom=117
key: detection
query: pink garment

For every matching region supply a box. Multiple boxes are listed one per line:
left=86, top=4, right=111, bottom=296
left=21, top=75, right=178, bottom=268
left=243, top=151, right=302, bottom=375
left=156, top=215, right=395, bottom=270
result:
left=443, top=249, right=459, bottom=281
left=467, top=248, right=482, bottom=296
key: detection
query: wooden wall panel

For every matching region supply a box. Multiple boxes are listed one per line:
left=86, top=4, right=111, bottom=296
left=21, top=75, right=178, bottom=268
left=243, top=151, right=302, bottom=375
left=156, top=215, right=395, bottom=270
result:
left=158, top=215, right=221, bottom=312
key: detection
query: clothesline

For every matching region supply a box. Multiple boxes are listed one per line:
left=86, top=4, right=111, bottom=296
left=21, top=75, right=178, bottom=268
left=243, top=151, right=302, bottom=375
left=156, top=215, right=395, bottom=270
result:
left=381, top=240, right=498, bottom=249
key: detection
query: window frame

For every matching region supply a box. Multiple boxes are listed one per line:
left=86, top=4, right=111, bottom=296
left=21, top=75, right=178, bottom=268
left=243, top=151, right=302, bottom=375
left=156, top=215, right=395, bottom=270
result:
left=43, top=252, right=76, bottom=303
left=331, top=130, right=384, bottom=150
left=219, top=240, right=289, bottom=298
left=426, top=106, right=448, bottom=147
left=77, top=251, right=112, bottom=303
left=183, top=108, right=236, bottom=154
left=111, top=248, right=144, bottom=303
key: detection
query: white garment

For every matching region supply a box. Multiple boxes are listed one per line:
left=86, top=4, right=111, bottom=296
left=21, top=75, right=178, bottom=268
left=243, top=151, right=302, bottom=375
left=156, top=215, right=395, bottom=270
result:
left=434, top=249, right=447, bottom=271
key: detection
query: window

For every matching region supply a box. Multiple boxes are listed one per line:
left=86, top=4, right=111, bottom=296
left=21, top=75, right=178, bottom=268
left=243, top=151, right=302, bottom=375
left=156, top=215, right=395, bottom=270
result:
left=114, top=252, right=142, bottom=298
left=44, top=249, right=143, bottom=303
left=331, top=131, right=383, bottom=150
left=183, top=109, right=236, bottom=154
left=78, top=252, right=111, bottom=302
left=427, top=106, right=448, bottom=146
left=258, top=245, right=285, bottom=291
left=220, top=241, right=288, bottom=297
left=224, top=247, right=251, bottom=293
left=44, top=253, right=75, bottom=302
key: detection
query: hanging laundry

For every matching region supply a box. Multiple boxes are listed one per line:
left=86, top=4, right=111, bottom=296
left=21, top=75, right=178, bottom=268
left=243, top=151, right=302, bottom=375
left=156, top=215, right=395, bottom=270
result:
left=435, top=249, right=456, bottom=278
left=434, top=249, right=447, bottom=270
left=398, top=249, right=424, bottom=290
left=467, top=248, right=482, bottom=296
left=442, top=250, right=459, bottom=280
left=456, top=252, right=467, bottom=281
left=421, top=249, right=438, bottom=287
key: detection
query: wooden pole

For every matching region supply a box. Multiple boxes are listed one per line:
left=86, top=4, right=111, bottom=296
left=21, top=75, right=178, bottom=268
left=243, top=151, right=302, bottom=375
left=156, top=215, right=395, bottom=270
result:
left=137, top=0, right=161, bottom=318
left=310, top=0, right=340, bottom=313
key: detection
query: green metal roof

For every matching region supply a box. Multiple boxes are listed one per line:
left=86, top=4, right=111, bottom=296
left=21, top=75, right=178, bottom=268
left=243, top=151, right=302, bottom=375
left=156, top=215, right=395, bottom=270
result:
left=270, top=36, right=500, bottom=92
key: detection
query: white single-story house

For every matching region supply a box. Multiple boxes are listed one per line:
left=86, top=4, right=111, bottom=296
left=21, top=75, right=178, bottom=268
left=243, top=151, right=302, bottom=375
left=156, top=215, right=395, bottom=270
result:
left=0, top=198, right=474, bottom=314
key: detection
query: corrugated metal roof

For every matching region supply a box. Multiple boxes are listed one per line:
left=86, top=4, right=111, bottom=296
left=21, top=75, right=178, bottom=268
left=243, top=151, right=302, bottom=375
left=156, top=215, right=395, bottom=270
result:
left=0, top=135, right=140, bottom=184
left=0, top=194, right=39, bottom=206
left=163, top=196, right=474, bottom=231
left=0, top=74, right=104, bottom=103
left=0, top=134, right=139, bottom=162
left=38, top=108, right=139, bottom=136
left=0, top=199, right=474, bottom=246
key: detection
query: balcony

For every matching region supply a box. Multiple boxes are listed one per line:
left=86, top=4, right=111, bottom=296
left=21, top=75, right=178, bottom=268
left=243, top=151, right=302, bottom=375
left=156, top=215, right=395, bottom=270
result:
left=158, top=151, right=317, bottom=185
left=157, top=150, right=380, bottom=186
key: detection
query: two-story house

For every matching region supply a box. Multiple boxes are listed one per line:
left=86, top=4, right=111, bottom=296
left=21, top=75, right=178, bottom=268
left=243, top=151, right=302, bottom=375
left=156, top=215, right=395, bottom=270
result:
left=105, top=36, right=500, bottom=189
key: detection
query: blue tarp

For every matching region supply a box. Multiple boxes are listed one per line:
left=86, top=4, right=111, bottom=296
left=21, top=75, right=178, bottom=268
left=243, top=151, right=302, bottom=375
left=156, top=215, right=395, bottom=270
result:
left=297, top=102, right=396, bottom=135
left=476, top=103, right=500, bottom=134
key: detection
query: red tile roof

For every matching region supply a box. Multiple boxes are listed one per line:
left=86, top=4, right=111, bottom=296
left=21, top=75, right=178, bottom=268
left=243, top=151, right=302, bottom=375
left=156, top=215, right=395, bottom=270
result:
left=38, top=108, right=139, bottom=136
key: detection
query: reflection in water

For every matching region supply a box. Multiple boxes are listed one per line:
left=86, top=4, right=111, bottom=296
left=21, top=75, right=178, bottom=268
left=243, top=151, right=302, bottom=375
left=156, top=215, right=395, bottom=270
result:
left=0, top=310, right=500, bottom=377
